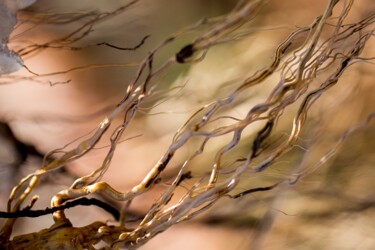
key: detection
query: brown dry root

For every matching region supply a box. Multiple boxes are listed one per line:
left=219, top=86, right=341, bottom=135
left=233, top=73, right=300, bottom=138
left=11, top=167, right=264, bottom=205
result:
left=1, top=0, right=375, bottom=249
left=8, top=221, right=125, bottom=250
left=0, top=0, right=142, bottom=85
left=0, top=0, right=37, bottom=74
left=16, top=0, right=142, bottom=57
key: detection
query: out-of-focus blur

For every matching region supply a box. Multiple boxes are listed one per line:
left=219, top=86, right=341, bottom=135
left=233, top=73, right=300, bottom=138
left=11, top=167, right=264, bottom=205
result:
left=0, top=0, right=374, bottom=249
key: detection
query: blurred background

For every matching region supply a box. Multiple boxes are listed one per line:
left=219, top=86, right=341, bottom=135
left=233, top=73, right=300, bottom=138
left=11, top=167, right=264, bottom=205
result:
left=0, top=0, right=374, bottom=249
